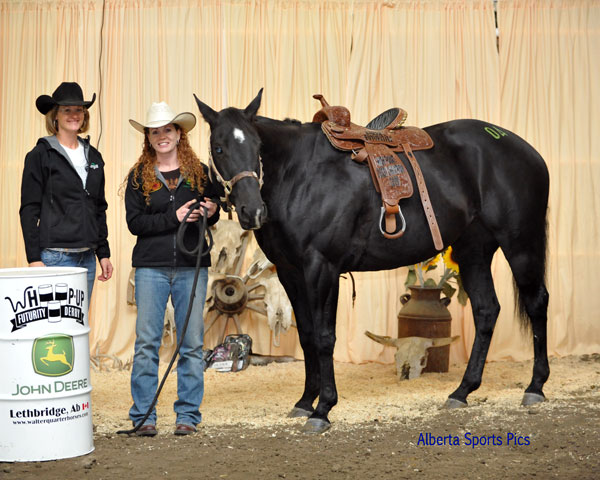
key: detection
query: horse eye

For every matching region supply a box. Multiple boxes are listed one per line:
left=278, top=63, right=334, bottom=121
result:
left=214, top=146, right=223, bottom=155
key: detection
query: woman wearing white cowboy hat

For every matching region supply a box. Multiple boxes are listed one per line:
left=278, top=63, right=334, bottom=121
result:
left=20, top=81, right=113, bottom=306
left=123, top=101, right=220, bottom=436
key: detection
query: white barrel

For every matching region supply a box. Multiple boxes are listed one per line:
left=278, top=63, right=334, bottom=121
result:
left=0, top=267, right=93, bottom=461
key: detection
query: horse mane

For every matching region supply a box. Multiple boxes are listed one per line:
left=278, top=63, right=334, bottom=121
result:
left=254, top=115, right=323, bottom=161
left=255, top=115, right=302, bottom=126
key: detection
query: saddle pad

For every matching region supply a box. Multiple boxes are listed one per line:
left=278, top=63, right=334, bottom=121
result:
left=364, top=143, right=413, bottom=206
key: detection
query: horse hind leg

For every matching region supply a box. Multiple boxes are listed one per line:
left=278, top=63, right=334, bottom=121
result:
left=500, top=232, right=550, bottom=406
left=519, top=282, right=550, bottom=407
left=445, top=222, right=500, bottom=408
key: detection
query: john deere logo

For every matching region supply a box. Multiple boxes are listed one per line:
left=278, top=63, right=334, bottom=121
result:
left=32, top=334, right=74, bottom=377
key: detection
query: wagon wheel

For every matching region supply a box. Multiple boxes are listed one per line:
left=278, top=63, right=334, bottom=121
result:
left=204, top=233, right=269, bottom=346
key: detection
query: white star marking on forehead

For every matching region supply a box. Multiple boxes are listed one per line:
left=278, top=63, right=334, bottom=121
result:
left=233, top=128, right=245, bottom=144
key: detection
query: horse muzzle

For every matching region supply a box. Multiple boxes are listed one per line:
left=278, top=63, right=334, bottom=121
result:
left=238, top=203, right=268, bottom=230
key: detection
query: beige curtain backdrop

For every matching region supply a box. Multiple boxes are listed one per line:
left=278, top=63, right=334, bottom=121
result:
left=0, top=0, right=598, bottom=367
left=496, top=0, right=600, bottom=360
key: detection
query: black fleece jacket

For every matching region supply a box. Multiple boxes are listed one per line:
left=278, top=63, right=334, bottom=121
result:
left=19, top=136, right=111, bottom=263
left=124, top=164, right=220, bottom=268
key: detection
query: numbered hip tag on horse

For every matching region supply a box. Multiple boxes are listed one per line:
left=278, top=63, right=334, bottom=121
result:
left=364, top=142, right=413, bottom=206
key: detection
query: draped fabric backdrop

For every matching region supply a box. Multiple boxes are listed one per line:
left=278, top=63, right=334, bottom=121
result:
left=0, top=0, right=598, bottom=366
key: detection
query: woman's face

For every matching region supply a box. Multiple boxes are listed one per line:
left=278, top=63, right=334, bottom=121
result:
left=56, top=105, right=84, bottom=133
left=147, top=123, right=181, bottom=155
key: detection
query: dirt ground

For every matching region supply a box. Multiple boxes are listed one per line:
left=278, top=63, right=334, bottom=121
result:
left=2, top=354, right=600, bottom=479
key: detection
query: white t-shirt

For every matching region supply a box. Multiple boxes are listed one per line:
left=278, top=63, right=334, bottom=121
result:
left=62, top=142, right=88, bottom=186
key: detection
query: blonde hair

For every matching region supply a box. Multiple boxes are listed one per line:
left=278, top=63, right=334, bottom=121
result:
left=44, top=106, right=90, bottom=135
left=120, top=126, right=207, bottom=204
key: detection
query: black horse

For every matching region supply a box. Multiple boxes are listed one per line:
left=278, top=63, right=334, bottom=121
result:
left=194, top=90, right=550, bottom=434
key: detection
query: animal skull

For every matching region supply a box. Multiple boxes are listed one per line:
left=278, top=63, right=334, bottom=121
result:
left=365, top=331, right=459, bottom=380
left=256, top=274, right=293, bottom=346
left=209, top=219, right=249, bottom=274
left=204, top=222, right=294, bottom=347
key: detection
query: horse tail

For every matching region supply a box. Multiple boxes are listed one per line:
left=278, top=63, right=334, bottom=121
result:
left=513, top=279, right=531, bottom=333
left=512, top=214, right=549, bottom=333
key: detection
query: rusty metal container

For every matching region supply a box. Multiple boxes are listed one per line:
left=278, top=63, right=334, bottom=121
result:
left=397, top=286, right=451, bottom=373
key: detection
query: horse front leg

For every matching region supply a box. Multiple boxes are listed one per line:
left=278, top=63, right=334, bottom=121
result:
left=300, top=257, right=340, bottom=434
left=275, top=266, right=320, bottom=418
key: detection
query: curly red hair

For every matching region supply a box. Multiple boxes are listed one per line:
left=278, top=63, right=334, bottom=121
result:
left=122, top=125, right=207, bottom=204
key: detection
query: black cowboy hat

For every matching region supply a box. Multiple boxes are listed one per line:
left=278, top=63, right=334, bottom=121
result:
left=36, top=82, right=96, bottom=115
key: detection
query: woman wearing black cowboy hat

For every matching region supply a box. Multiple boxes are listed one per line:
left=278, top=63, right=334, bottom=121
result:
left=19, top=82, right=113, bottom=305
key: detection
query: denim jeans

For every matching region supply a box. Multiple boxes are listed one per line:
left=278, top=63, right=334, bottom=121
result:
left=40, top=249, right=96, bottom=308
left=129, top=266, right=208, bottom=427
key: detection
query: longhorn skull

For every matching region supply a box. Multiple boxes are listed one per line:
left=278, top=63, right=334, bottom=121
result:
left=365, top=331, right=459, bottom=380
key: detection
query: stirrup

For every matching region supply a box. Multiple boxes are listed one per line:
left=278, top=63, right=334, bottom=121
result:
left=379, top=205, right=407, bottom=239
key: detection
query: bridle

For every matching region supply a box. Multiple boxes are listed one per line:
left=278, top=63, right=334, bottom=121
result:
left=208, top=149, right=264, bottom=211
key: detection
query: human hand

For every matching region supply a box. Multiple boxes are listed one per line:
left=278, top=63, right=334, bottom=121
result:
left=199, top=197, right=218, bottom=218
left=98, top=258, right=113, bottom=281
left=176, top=199, right=201, bottom=222
left=29, top=261, right=45, bottom=267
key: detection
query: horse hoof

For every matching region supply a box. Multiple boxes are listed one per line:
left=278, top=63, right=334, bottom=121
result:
left=301, top=418, right=331, bottom=434
left=287, top=407, right=313, bottom=418
left=442, top=398, right=468, bottom=409
left=521, top=393, right=546, bottom=406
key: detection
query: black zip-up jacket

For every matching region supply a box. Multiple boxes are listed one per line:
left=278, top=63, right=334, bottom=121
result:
left=19, top=136, right=110, bottom=263
left=125, top=164, right=220, bottom=268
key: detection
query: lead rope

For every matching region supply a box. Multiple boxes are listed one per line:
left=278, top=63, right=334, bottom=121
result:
left=117, top=202, right=213, bottom=435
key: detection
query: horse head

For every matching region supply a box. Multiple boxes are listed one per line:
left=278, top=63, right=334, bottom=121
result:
left=194, top=89, right=268, bottom=230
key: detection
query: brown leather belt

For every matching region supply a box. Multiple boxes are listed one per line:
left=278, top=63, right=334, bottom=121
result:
left=401, top=142, right=443, bottom=250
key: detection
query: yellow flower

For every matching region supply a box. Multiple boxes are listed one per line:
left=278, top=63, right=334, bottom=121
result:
left=404, top=246, right=468, bottom=306
left=443, top=246, right=459, bottom=274
left=423, top=254, right=441, bottom=270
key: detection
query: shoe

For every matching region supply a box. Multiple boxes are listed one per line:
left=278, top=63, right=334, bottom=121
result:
left=174, top=424, right=197, bottom=435
left=136, top=424, right=157, bottom=437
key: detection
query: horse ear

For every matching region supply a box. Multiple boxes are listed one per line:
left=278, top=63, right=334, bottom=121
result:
left=244, top=88, right=263, bottom=118
left=193, top=94, right=218, bottom=127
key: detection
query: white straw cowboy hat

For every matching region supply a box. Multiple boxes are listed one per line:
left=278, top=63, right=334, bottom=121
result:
left=129, top=102, right=196, bottom=133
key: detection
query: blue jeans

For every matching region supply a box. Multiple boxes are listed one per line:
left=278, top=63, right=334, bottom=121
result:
left=40, top=249, right=96, bottom=307
left=129, top=266, right=208, bottom=427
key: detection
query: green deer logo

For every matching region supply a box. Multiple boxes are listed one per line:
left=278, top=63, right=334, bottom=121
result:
left=32, top=335, right=74, bottom=376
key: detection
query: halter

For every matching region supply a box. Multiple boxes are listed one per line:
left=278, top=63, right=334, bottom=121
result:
left=208, top=149, right=264, bottom=211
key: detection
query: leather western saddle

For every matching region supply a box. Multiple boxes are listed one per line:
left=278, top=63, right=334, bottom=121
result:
left=312, top=94, right=443, bottom=250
